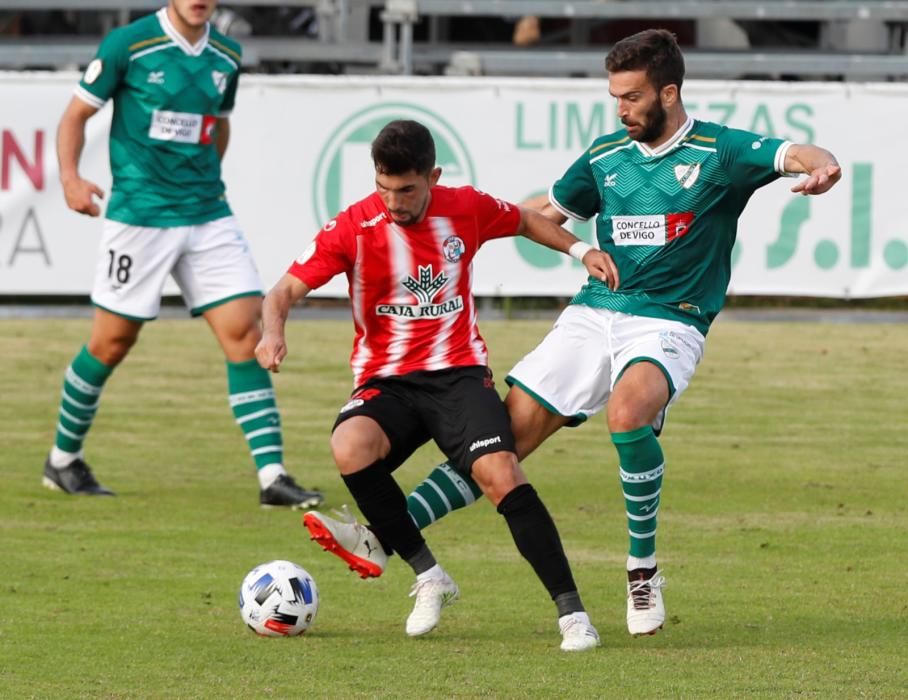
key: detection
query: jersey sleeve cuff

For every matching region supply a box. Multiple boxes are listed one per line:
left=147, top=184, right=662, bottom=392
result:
left=548, top=183, right=593, bottom=222
left=774, top=141, right=797, bottom=177
left=218, top=109, right=233, bottom=118
left=73, top=85, right=106, bottom=109
left=287, top=263, right=321, bottom=290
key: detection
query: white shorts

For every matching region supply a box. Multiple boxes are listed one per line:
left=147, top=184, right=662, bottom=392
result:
left=506, top=305, right=706, bottom=433
left=90, top=215, right=262, bottom=320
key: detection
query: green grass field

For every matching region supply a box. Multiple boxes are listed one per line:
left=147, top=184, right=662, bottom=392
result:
left=2, top=316, right=906, bottom=698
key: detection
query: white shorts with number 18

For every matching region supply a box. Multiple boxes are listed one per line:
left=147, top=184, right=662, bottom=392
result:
left=91, top=215, right=262, bottom=320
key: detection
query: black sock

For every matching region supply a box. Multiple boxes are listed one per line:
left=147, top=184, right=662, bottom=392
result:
left=497, top=483, right=583, bottom=613
left=342, top=462, right=434, bottom=571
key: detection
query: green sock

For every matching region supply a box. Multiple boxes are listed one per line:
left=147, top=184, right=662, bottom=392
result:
left=407, top=462, right=484, bottom=529
left=612, top=426, right=664, bottom=559
left=54, top=346, right=114, bottom=453
left=227, top=359, right=284, bottom=471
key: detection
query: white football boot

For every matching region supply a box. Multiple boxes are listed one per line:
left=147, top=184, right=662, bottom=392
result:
left=558, top=611, right=601, bottom=651
left=303, top=506, right=388, bottom=578
left=626, top=568, right=666, bottom=636
left=405, top=572, right=460, bottom=637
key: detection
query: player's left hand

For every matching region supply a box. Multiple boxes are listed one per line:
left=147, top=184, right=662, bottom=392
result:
left=582, top=249, right=620, bottom=291
left=791, top=164, right=841, bottom=196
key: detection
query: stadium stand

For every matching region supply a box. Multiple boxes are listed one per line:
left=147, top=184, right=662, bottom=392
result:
left=1, top=0, right=907, bottom=79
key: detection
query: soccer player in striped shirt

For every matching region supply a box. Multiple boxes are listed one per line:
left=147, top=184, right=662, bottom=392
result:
left=324, top=30, right=842, bottom=638
left=257, top=119, right=619, bottom=650
left=42, top=1, right=322, bottom=509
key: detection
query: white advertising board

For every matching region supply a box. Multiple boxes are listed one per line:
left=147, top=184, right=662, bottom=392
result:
left=1, top=73, right=903, bottom=298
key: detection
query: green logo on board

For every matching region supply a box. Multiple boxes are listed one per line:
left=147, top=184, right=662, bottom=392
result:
left=312, top=103, right=476, bottom=226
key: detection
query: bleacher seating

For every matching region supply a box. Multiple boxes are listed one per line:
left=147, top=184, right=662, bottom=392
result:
left=0, top=0, right=907, bottom=79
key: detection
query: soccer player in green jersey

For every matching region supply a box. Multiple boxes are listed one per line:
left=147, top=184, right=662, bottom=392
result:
left=308, top=29, right=841, bottom=636
left=42, top=0, right=323, bottom=510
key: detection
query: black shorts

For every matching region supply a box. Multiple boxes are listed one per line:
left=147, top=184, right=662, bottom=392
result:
left=332, top=365, right=516, bottom=477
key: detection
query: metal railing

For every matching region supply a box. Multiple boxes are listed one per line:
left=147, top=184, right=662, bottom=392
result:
left=1, top=0, right=907, bottom=77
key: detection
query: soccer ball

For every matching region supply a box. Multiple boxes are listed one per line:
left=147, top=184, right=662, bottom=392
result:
left=239, top=560, right=319, bottom=637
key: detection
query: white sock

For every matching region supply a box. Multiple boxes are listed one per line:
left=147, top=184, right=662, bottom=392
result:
left=49, top=447, right=81, bottom=469
left=627, top=554, right=657, bottom=571
left=559, top=610, right=590, bottom=625
left=416, top=564, right=445, bottom=583
left=257, top=463, right=287, bottom=489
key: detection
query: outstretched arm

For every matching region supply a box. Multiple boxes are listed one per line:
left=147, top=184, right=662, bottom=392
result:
left=785, top=144, right=841, bottom=195
left=521, top=192, right=569, bottom=225
left=516, top=207, right=619, bottom=290
left=256, top=273, right=312, bottom=372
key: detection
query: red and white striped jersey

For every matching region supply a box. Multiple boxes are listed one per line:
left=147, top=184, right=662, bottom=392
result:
left=288, top=185, right=521, bottom=388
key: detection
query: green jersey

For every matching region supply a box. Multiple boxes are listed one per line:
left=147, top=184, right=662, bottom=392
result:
left=76, top=8, right=241, bottom=227
left=551, top=119, right=789, bottom=334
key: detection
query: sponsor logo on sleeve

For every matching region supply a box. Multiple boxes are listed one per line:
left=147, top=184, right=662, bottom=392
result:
left=83, top=59, right=103, bottom=85
left=295, top=242, right=316, bottom=265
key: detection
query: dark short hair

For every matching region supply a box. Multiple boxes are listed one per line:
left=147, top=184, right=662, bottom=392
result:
left=371, top=120, right=436, bottom=176
left=605, top=29, right=685, bottom=92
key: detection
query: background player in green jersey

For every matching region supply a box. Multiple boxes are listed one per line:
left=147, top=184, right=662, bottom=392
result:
left=310, top=28, right=841, bottom=636
left=43, top=0, right=323, bottom=510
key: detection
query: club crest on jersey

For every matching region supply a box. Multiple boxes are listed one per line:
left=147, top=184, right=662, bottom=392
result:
left=442, top=235, right=465, bottom=263
left=376, top=265, right=464, bottom=320
left=212, top=70, right=228, bottom=94
left=674, top=163, right=701, bottom=189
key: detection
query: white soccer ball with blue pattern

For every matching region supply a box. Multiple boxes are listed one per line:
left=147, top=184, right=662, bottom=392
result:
left=239, top=560, right=319, bottom=636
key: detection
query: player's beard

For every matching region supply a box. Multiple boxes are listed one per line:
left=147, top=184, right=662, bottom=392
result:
left=626, top=98, right=668, bottom=144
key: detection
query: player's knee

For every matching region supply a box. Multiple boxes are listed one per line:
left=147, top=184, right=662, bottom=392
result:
left=88, top=334, right=137, bottom=367
left=222, top=323, right=261, bottom=358
left=330, top=420, right=388, bottom=473
left=470, top=451, right=525, bottom=505
left=607, top=400, right=649, bottom=433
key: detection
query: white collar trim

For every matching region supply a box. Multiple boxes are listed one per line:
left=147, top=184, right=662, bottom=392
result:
left=635, top=115, right=694, bottom=157
left=157, top=7, right=209, bottom=56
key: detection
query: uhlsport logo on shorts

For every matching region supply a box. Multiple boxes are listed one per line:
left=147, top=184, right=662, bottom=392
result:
left=312, top=103, right=476, bottom=226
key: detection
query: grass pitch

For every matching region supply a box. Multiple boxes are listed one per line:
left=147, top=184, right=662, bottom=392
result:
left=1, top=315, right=906, bottom=698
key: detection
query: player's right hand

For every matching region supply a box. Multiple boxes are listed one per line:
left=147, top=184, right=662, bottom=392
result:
left=255, top=334, right=288, bottom=373
left=62, top=176, right=104, bottom=217
left=583, top=249, right=620, bottom=291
